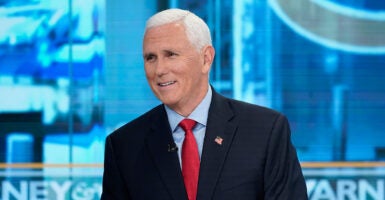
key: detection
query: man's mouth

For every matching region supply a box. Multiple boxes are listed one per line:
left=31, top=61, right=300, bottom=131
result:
left=158, top=81, right=176, bottom=87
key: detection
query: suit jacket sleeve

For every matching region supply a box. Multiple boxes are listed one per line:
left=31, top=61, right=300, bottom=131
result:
left=101, top=135, right=131, bottom=200
left=263, top=114, right=308, bottom=199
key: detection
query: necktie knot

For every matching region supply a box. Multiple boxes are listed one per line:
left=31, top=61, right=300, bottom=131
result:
left=179, top=119, right=197, bottom=132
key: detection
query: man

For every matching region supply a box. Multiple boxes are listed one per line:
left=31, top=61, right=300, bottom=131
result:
left=101, top=8, right=308, bottom=200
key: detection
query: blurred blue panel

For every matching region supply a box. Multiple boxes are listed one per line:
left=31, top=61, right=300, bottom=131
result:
left=6, top=133, right=34, bottom=163
left=38, top=55, right=102, bottom=80
left=328, top=0, right=385, bottom=11
left=269, top=0, right=385, bottom=54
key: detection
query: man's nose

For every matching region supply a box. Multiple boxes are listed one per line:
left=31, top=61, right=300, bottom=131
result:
left=155, top=59, right=169, bottom=76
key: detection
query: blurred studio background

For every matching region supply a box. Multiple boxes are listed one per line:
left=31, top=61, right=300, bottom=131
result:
left=0, top=0, right=384, bottom=199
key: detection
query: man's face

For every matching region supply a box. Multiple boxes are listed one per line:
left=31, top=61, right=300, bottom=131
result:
left=143, top=22, right=213, bottom=115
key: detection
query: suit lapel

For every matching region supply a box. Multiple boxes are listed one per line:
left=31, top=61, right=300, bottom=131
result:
left=197, top=91, right=238, bottom=199
left=146, top=106, right=187, bottom=200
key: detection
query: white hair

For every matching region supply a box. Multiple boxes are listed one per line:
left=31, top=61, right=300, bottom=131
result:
left=145, top=8, right=212, bottom=52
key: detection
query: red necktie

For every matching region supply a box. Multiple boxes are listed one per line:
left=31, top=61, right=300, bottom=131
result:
left=180, top=119, right=199, bottom=200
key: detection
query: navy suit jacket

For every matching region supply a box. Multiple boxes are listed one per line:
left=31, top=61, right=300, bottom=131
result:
left=101, top=90, right=308, bottom=200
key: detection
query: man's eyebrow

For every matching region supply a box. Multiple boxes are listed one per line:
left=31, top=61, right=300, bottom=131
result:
left=143, top=52, right=155, bottom=57
left=163, top=48, right=181, bottom=54
left=143, top=48, right=180, bottom=57
left=163, top=49, right=176, bottom=54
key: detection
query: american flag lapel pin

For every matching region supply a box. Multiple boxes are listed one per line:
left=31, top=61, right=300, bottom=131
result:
left=214, top=136, right=223, bottom=145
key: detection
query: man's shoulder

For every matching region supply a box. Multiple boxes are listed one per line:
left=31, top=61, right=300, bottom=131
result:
left=108, top=104, right=164, bottom=139
left=234, top=99, right=288, bottom=125
left=216, top=93, right=283, bottom=119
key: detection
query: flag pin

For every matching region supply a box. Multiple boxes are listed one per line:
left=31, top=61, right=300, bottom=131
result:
left=214, top=136, right=223, bottom=145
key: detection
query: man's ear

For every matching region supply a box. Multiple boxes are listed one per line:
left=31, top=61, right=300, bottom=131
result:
left=202, top=45, right=215, bottom=73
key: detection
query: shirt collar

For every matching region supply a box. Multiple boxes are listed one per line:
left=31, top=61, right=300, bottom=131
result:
left=165, top=86, right=212, bottom=132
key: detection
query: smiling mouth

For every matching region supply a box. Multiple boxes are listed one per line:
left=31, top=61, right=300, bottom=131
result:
left=158, top=81, right=176, bottom=87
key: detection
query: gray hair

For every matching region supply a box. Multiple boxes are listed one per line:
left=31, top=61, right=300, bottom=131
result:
left=145, top=8, right=212, bottom=52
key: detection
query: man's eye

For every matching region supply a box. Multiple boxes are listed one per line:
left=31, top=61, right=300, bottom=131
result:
left=145, top=55, right=156, bottom=61
left=166, top=51, right=177, bottom=57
